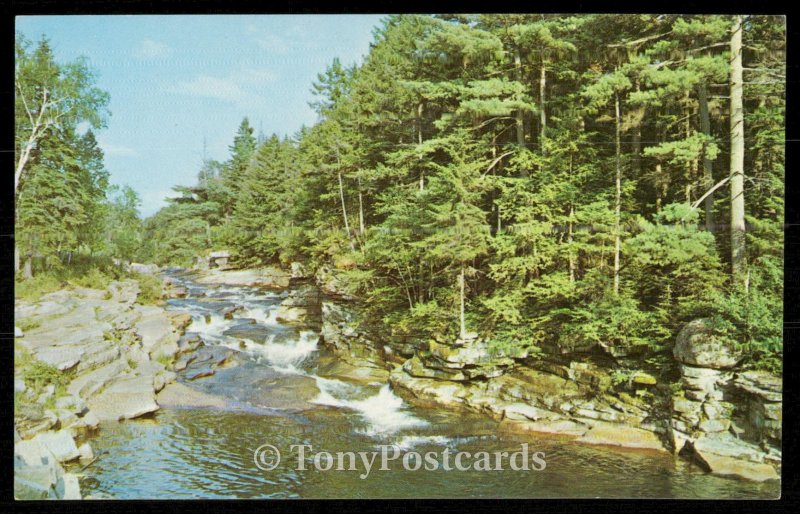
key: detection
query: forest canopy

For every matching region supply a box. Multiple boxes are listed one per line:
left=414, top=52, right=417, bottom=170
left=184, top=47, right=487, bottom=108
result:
left=15, top=15, right=785, bottom=374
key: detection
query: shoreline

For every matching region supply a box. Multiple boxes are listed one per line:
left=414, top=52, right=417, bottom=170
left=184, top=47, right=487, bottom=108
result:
left=13, top=264, right=781, bottom=500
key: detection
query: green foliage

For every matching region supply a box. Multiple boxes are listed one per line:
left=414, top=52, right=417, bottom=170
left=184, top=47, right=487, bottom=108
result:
left=22, top=360, right=70, bottom=395
left=559, top=292, right=670, bottom=352
left=15, top=274, right=63, bottom=302
left=707, top=257, right=783, bottom=373
left=134, top=272, right=164, bottom=305
left=72, top=267, right=114, bottom=290
left=16, top=317, right=41, bottom=332
left=16, top=16, right=785, bottom=377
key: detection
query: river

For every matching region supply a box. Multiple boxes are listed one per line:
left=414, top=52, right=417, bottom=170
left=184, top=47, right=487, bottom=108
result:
left=76, top=270, right=779, bottom=499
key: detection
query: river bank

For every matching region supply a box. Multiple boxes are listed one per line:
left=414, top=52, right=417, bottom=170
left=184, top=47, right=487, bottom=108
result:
left=304, top=264, right=782, bottom=483
left=13, top=264, right=781, bottom=499
left=13, top=276, right=192, bottom=499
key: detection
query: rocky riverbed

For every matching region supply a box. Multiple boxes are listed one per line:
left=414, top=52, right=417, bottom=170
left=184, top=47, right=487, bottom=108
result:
left=14, top=278, right=192, bottom=499
left=308, top=265, right=782, bottom=483
left=13, top=263, right=781, bottom=499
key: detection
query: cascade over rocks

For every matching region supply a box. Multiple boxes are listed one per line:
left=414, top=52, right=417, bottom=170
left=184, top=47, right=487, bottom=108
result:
left=309, top=264, right=781, bottom=481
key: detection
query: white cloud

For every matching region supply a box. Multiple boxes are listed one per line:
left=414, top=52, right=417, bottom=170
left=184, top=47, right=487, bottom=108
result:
left=166, top=68, right=278, bottom=109
left=134, top=38, right=173, bottom=60
left=99, top=142, right=138, bottom=157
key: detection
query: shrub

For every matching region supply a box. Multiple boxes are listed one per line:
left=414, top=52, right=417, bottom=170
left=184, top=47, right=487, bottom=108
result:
left=71, top=266, right=113, bottom=290
left=134, top=272, right=164, bottom=305
left=16, top=317, right=41, bottom=332
left=14, top=274, right=62, bottom=302
left=22, top=360, right=69, bottom=394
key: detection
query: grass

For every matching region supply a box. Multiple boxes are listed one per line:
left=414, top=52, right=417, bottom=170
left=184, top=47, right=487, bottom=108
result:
left=22, top=360, right=70, bottom=392
left=134, top=272, right=164, bottom=305
left=15, top=254, right=166, bottom=306
left=71, top=267, right=115, bottom=290
left=15, top=273, right=63, bottom=302
left=16, top=317, right=41, bottom=332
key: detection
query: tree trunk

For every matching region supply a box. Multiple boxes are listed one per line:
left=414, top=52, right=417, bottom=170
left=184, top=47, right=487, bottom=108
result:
left=335, top=147, right=355, bottom=252
left=15, top=89, right=50, bottom=196
left=357, top=176, right=365, bottom=237
left=729, top=15, right=747, bottom=286
left=459, top=265, right=466, bottom=340
left=515, top=48, right=525, bottom=148
left=14, top=245, right=20, bottom=275
left=613, top=93, right=622, bottom=296
left=698, top=82, right=716, bottom=233
left=358, top=190, right=365, bottom=236
left=568, top=205, right=576, bottom=284
left=23, top=255, right=33, bottom=279
left=539, top=63, right=547, bottom=154
left=632, top=82, right=642, bottom=176
left=418, top=102, right=425, bottom=191
left=568, top=154, right=576, bottom=283
left=685, top=97, right=694, bottom=204
left=338, top=171, right=354, bottom=252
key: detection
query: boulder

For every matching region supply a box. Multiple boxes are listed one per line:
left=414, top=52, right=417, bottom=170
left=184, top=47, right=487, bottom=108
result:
left=14, top=440, right=65, bottom=500
left=290, top=261, right=310, bottom=279
left=502, top=403, right=541, bottom=422
left=403, top=355, right=467, bottom=381
left=31, top=430, right=80, bottom=463
left=276, top=286, right=321, bottom=325
left=79, top=411, right=100, bottom=430
left=107, top=280, right=140, bottom=304
left=77, top=442, right=94, bottom=461
left=315, top=266, right=357, bottom=300
left=156, top=382, right=229, bottom=409
left=389, top=368, right=471, bottom=410
left=208, top=251, right=231, bottom=270
left=167, top=285, right=189, bottom=299
left=129, top=262, right=159, bottom=274
left=691, top=434, right=779, bottom=482
left=168, top=311, right=193, bottom=331
left=196, top=267, right=290, bottom=288
left=733, top=370, right=782, bottom=402
left=500, top=418, right=588, bottom=438
left=674, top=319, right=741, bottom=369
left=87, top=375, right=160, bottom=421
left=680, top=365, right=726, bottom=393
left=59, top=473, right=82, bottom=499
left=15, top=326, right=24, bottom=338
left=632, top=371, right=657, bottom=385
left=34, top=347, right=82, bottom=371
left=135, top=315, right=173, bottom=349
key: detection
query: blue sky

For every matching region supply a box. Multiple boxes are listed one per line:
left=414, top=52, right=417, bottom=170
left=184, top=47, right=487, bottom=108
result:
left=16, top=15, right=385, bottom=216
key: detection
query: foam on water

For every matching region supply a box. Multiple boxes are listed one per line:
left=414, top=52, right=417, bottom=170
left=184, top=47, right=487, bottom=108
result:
left=241, top=305, right=278, bottom=326
left=187, top=312, right=236, bottom=340
left=254, top=331, right=319, bottom=372
left=312, top=380, right=428, bottom=437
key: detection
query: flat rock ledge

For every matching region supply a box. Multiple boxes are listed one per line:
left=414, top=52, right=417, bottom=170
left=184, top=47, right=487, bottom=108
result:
left=388, top=367, right=667, bottom=454
left=194, top=267, right=290, bottom=288
left=14, top=278, right=191, bottom=499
